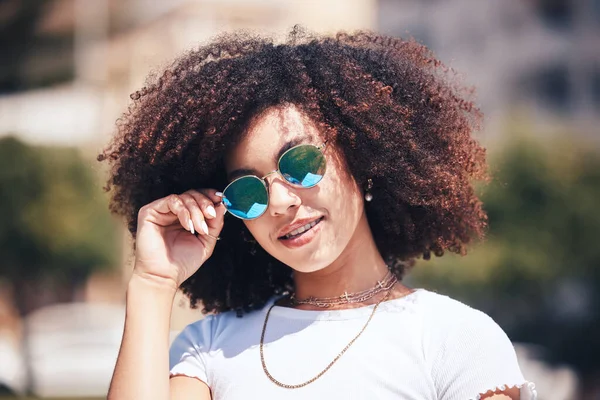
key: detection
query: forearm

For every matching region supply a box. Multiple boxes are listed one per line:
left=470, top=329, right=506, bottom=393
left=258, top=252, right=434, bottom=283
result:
left=108, top=273, right=177, bottom=400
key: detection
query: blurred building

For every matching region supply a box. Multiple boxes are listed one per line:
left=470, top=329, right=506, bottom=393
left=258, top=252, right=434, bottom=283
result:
left=0, top=0, right=376, bottom=146
left=25, top=303, right=124, bottom=397
left=378, top=0, right=600, bottom=137
left=2, top=0, right=597, bottom=142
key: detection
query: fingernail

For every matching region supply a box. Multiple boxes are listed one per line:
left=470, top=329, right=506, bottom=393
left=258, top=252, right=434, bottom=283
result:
left=215, top=191, right=223, bottom=197
left=188, top=218, right=195, bottom=235
left=206, top=206, right=216, bottom=218
left=201, top=221, right=209, bottom=235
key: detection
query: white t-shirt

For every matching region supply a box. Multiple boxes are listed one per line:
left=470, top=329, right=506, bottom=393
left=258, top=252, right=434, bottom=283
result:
left=169, top=289, right=536, bottom=399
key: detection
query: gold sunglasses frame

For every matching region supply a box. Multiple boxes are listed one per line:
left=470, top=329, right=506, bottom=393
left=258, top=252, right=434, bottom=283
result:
left=221, top=142, right=328, bottom=220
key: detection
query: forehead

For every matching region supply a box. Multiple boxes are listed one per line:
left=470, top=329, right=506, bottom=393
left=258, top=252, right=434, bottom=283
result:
left=226, top=105, right=321, bottom=170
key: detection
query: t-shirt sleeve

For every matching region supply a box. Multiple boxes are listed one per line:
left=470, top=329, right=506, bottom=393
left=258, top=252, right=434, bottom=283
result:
left=431, top=309, right=527, bottom=400
left=169, top=315, right=214, bottom=384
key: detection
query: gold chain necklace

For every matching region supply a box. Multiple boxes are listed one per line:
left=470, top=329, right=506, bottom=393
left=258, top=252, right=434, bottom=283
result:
left=290, top=272, right=397, bottom=308
left=260, top=287, right=393, bottom=389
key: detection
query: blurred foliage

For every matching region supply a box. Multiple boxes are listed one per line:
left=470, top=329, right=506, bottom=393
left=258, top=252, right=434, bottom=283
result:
left=0, top=136, right=120, bottom=310
left=412, top=132, right=600, bottom=379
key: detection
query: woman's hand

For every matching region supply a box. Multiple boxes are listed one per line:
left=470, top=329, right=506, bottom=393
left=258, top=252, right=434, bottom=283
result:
left=132, top=189, right=226, bottom=290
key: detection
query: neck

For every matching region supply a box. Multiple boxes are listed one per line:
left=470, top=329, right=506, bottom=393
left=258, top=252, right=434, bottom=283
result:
left=291, top=212, right=391, bottom=305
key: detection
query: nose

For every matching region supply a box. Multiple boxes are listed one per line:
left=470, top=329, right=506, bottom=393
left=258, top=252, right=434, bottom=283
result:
left=266, top=176, right=301, bottom=216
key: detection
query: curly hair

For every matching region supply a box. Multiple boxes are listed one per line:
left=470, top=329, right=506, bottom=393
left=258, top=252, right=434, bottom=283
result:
left=98, top=26, right=487, bottom=315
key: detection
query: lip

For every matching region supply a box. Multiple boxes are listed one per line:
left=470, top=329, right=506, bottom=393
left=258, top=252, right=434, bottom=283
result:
left=277, top=216, right=324, bottom=238
left=278, top=217, right=324, bottom=249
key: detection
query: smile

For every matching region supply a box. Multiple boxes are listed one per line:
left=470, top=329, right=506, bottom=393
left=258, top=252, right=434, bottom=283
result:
left=277, top=216, right=324, bottom=248
left=280, top=217, right=323, bottom=240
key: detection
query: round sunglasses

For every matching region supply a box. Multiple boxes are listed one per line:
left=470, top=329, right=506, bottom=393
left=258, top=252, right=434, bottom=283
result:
left=222, top=142, right=327, bottom=220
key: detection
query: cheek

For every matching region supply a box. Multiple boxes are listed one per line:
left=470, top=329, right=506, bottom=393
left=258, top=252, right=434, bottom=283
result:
left=322, top=156, right=363, bottom=215
left=327, top=182, right=363, bottom=225
left=244, top=219, right=273, bottom=246
left=317, top=162, right=364, bottom=242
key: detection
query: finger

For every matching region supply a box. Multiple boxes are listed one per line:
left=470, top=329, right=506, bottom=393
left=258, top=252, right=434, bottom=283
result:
left=166, top=194, right=195, bottom=233
left=179, top=193, right=209, bottom=236
left=183, top=190, right=219, bottom=220
left=185, top=190, right=225, bottom=233
left=148, top=193, right=182, bottom=215
left=197, top=188, right=224, bottom=204
left=139, top=194, right=190, bottom=231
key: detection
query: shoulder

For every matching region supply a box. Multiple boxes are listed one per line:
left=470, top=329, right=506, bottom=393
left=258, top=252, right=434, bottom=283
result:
left=415, top=289, right=482, bottom=316
left=418, top=291, right=525, bottom=399
left=414, top=289, right=501, bottom=334
left=413, top=289, right=519, bottom=369
left=169, top=314, right=218, bottom=358
left=169, top=304, right=268, bottom=376
left=171, top=299, right=274, bottom=351
left=412, top=290, right=526, bottom=398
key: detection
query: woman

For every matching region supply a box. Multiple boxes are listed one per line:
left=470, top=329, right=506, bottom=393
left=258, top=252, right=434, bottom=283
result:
left=100, top=27, right=537, bottom=400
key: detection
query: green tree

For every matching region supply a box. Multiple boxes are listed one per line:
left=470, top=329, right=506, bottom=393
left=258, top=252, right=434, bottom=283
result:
left=411, top=133, right=600, bottom=398
left=0, top=136, right=121, bottom=315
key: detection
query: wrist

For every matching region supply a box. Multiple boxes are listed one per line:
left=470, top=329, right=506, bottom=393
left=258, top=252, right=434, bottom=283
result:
left=129, top=269, right=179, bottom=297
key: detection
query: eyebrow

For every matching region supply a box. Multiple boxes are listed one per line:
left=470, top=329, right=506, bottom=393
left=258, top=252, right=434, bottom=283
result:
left=227, top=137, right=307, bottom=181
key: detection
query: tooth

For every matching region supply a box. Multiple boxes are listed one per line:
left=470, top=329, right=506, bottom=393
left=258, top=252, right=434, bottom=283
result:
left=282, top=219, right=322, bottom=239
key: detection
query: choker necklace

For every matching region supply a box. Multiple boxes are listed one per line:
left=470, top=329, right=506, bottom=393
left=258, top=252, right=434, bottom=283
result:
left=289, top=271, right=397, bottom=308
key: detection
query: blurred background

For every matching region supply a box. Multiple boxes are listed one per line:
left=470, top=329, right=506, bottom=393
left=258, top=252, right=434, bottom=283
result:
left=0, top=0, right=598, bottom=399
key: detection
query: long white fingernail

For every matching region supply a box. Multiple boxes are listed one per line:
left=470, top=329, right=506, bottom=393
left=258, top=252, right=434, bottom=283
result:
left=188, top=218, right=195, bottom=234
left=206, top=206, right=216, bottom=218
left=201, top=221, right=209, bottom=235
left=215, top=191, right=223, bottom=197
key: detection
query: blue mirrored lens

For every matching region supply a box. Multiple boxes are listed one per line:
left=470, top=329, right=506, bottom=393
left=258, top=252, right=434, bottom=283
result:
left=279, top=145, right=326, bottom=188
left=222, top=176, right=268, bottom=220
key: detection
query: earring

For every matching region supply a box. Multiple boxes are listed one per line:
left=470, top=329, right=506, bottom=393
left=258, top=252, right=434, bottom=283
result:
left=364, top=178, right=373, bottom=202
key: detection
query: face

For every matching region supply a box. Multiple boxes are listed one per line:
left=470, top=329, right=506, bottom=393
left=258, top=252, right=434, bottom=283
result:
left=225, top=105, right=366, bottom=273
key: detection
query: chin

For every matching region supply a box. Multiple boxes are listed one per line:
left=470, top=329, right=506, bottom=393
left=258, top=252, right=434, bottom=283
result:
left=282, top=246, right=339, bottom=274
left=287, top=262, right=330, bottom=274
